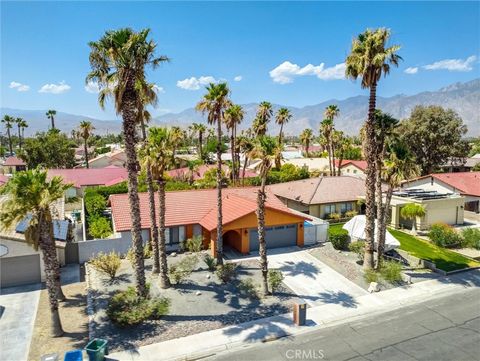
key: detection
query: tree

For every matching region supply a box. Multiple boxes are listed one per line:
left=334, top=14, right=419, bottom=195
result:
left=238, top=134, right=254, bottom=186
left=324, top=105, right=340, bottom=175
left=250, top=136, right=279, bottom=296
left=191, top=123, right=207, bottom=159
left=320, top=118, right=333, bottom=174
left=0, top=169, right=71, bottom=336
left=275, top=108, right=292, bottom=169
left=332, top=130, right=350, bottom=175
left=398, top=105, right=468, bottom=175
left=46, top=110, right=57, bottom=130
left=87, top=28, right=167, bottom=297
left=1, top=115, right=14, bottom=155
left=400, top=203, right=426, bottom=235
left=345, top=28, right=402, bottom=270
left=78, top=121, right=95, bottom=168
left=21, top=131, right=76, bottom=169
left=300, top=128, right=314, bottom=157
left=196, top=83, right=231, bottom=266
left=224, top=104, right=244, bottom=185
left=140, top=127, right=174, bottom=288
left=252, top=101, right=272, bottom=137
left=170, top=126, right=185, bottom=161
left=17, top=118, right=28, bottom=150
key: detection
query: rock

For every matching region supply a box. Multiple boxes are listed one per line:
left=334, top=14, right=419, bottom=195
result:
left=401, top=273, right=412, bottom=284
left=368, top=282, right=380, bottom=293
left=171, top=252, right=177, bottom=257
left=206, top=274, right=211, bottom=279
left=196, top=291, right=202, bottom=296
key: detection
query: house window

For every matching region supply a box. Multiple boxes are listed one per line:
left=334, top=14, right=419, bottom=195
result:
left=324, top=204, right=336, bottom=215
left=340, top=203, right=353, bottom=213
left=353, top=170, right=357, bottom=174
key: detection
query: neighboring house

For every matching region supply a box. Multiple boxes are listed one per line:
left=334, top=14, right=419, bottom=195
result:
left=268, top=176, right=366, bottom=219
left=109, top=187, right=309, bottom=255
left=402, top=172, right=480, bottom=213
left=389, top=189, right=465, bottom=231
left=1, top=156, right=27, bottom=174
left=337, top=160, right=368, bottom=176
left=0, top=174, right=10, bottom=186
left=74, top=146, right=95, bottom=162
left=87, top=149, right=127, bottom=168
left=282, top=157, right=331, bottom=174
left=167, top=164, right=257, bottom=182
left=440, top=156, right=480, bottom=173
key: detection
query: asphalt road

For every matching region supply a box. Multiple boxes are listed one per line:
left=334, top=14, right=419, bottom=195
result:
left=209, top=287, right=480, bottom=361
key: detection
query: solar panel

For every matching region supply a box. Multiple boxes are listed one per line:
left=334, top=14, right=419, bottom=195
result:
left=15, top=215, right=70, bottom=241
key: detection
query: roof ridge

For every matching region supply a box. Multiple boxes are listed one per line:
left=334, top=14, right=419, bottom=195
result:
left=308, top=177, right=323, bottom=204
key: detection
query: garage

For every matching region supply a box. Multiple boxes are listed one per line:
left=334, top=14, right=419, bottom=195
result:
left=249, top=224, right=297, bottom=252
left=1, top=254, right=41, bottom=288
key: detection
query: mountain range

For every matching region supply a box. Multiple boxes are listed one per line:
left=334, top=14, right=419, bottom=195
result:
left=2, top=78, right=479, bottom=137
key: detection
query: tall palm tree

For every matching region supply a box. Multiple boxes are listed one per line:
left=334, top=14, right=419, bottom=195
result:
left=324, top=105, right=340, bottom=175
left=170, top=126, right=184, bottom=161
left=252, top=101, right=272, bottom=137
left=224, top=104, right=244, bottom=185
left=0, top=169, right=71, bottom=336
left=78, top=121, right=95, bottom=168
left=238, top=134, right=254, bottom=186
left=333, top=130, right=349, bottom=176
left=300, top=128, right=314, bottom=158
left=345, top=28, right=402, bottom=269
left=87, top=28, right=168, bottom=297
left=275, top=108, right=292, bottom=169
left=196, top=83, right=231, bottom=265
left=191, top=123, right=207, bottom=159
left=46, top=110, right=57, bottom=130
left=1, top=115, right=14, bottom=155
left=140, top=127, right=174, bottom=288
left=18, top=118, right=28, bottom=150
left=320, top=118, right=334, bottom=174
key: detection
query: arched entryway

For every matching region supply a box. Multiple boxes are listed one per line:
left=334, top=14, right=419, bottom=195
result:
left=223, top=230, right=242, bottom=253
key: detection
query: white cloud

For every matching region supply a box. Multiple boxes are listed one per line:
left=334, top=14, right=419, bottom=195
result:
left=423, top=55, right=477, bottom=72
left=85, top=81, right=100, bottom=93
left=39, top=81, right=71, bottom=94
left=404, top=67, right=418, bottom=74
left=9, top=81, right=30, bottom=92
left=269, top=61, right=346, bottom=84
left=176, top=76, right=217, bottom=90
left=153, top=84, right=165, bottom=93
left=234, top=75, right=242, bottom=82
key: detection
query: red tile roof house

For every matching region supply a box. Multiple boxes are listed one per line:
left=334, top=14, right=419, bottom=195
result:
left=109, top=187, right=309, bottom=256
left=1, top=156, right=27, bottom=174
left=167, top=164, right=257, bottom=183
left=336, top=160, right=368, bottom=176
left=401, top=172, right=480, bottom=213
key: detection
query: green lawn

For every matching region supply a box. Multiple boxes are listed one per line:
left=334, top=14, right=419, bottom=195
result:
left=389, top=229, right=480, bottom=272
left=328, top=222, right=346, bottom=235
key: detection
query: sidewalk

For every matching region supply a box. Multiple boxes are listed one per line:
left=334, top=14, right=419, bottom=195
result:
left=107, top=269, right=480, bottom=361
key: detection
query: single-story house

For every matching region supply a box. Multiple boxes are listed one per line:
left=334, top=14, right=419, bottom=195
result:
left=268, top=176, right=366, bottom=219
left=167, top=164, right=257, bottom=182
left=337, top=160, right=368, bottom=176
left=87, top=149, right=127, bottom=168
left=401, top=172, right=480, bottom=213
left=1, top=156, right=27, bottom=174
left=109, top=187, right=309, bottom=256
left=440, top=156, right=480, bottom=173
left=282, top=157, right=331, bottom=174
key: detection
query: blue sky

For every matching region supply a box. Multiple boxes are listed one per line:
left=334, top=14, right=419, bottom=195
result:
left=1, top=1, right=479, bottom=120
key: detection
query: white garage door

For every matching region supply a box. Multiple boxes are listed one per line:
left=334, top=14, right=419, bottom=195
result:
left=1, top=255, right=41, bottom=288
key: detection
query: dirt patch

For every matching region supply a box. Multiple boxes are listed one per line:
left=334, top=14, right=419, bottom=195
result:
left=28, top=282, right=89, bottom=360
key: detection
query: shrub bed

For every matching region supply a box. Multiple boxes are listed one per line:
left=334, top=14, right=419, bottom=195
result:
left=329, top=229, right=349, bottom=250
left=429, top=223, right=462, bottom=248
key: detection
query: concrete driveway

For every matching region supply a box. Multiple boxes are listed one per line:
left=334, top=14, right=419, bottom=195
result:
left=0, top=284, right=41, bottom=361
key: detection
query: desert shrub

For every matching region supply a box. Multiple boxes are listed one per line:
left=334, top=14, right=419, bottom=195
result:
left=215, top=263, right=237, bottom=283
left=429, top=223, right=462, bottom=247
left=268, top=269, right=284, bottom=293
left=90, top=251, right=121, bottom=280
left=168, top=255, right=198, bottom=284
left=126, top=244, right=152, bottom=266
left=185, top=235, right=203, bottom=253
left=107, top=286, right=170, bottom=327
left=88, top=215, right=112, bottom=239
left=203, top=254, right=217, bottom=271
left=363, top=269, right=379, bottom=283
left=461, top=228, right=480, bottom=250
left=348, top=241, right=365, bottom=261
left=344, top=210, right=358, bottom=218
left=238, top=278, right=259, bottom=299
left=380, top=261, right=403, bottom=283
left=84, top=192, right=106, bottom=216
left=330, top=230, right=349, bottom=250
left=328, top=212, right=342, bottom=221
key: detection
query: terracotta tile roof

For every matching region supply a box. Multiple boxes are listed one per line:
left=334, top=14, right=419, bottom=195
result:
left=426, top=172, right=480, bottom=197
left=167, top=164, right=257, bottom=181
left=109, top=187, right=307, bottom=232
left=268, top=176, right=367, bottom=205
left=3, top=156, right=26, bottom=166
left=338, top=160, right=368, bottom=171
left=48, top=168, right=128, bottom=188
left=0, top=174, right=10, bottom=186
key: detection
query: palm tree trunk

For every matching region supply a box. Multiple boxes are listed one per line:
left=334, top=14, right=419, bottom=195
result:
left=327, top=141, right=332, bottom=175
left=305, top=141, right=310, bottom=158
left=158, top=179, right=171, bottom=288
left=363, top=83, right=377, bottom=270
left=275, top=124, right=283, bottom=170
left=242, top=156, right=248, bottom=187
left=374, top=157, right=384, bottom=270
left=216, top=116, right=224, bottom=266
left=377, top=185, right=393, bottom=268
left=39, top=218, right=64, bottom=337
left=121, top=79, right=147, bottom=297
left=198, top=131, right=203, bottom=160
left=230, top=128, right=235, bottom=185
left=84, top=138, right=89, bottom=169
left=257, top=174, right=269, bottom=296
left=51, top=117, right=55, bottom=130
left=7, top=128, right=12, bottom=156
left=17, top=125, right=22, bottom=150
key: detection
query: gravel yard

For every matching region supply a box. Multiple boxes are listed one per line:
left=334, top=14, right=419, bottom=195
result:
left=88, top=251, right=296, bottom=352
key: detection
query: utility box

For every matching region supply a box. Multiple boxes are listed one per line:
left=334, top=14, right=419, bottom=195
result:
left=293, top=302, right=307, bottom=326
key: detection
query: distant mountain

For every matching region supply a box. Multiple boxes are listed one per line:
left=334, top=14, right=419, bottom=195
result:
left=2, top=78, right=479, bottom=136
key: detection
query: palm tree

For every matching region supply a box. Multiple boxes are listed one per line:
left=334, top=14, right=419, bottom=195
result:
left=1, top=115, right=14, bottom=155
left=191, top=123, right=207, bottom=159
left=18, top=118, right=28, bottom=150
left=324, top=105, right=340, bottom=175
left=333, top=130, right=350, bottom=176
left=224, top=104, right=244, bottom=185
left=0, top=169, right=71, bottom=336
left=238, top=135, right=254, bottom=186
left=196, top=83, right=231, bottom=265
left=319, top=118, right=333, bottom=174
left=275, top=108, right=292, bottom=169
left=87, top=28, right=168, bottom=297
left=250, top=136, right=279, bottom=295
left=252, top=101, right=272, bottom=137
left=300, top=128, right=314, bottom=158
left=170, top=126, right=184, bottom=161
left=46, top=110, right=57, bottom=130
left=140, top=127, right=174, bottom=288
left=400, top=203, right=425, bottom=235
left=78, top=121, right=95, bottom=168
left=345, top=28, right=402, bottom=269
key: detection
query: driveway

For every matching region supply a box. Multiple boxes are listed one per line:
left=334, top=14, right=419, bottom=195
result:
left=0, top=283, right=41, bottom=361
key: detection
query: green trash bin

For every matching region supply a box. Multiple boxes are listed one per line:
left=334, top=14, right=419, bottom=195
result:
left=85, top=339, right=108, bottom=361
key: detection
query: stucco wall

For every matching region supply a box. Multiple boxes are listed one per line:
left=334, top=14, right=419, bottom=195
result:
left=340, top=164, right=365, bottom=176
